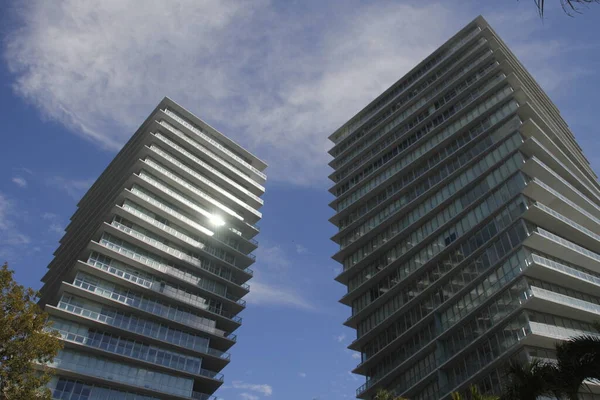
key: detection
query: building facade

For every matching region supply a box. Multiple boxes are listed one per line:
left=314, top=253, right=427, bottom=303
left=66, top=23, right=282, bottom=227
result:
left=328, top=16, right=600, bottom=400
left=39, top=98, right=266, bottom=400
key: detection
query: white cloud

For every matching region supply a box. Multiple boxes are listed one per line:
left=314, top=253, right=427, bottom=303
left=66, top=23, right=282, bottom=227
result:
left=49, top=223, right=63, bottom=235
left=4, top=0, right=468, bottom=187
left=231, top=381, right=273, bottom=396
left=335, top=334, right=346, bottom=343
left=351, top=352, right=361, bottom=360
left=0, top=193, right=31, bottom=259
left=11, top=177, right=27, bottom=188
left=295, top=244, right=308, bottom=254
left=245, top=280, right=314, bottom=311
left=254, top=244, right=291, bottom=271
left=42, top=212, right=58, bottom=220
left=240, top=394, right=259, bottom=400
left=299, top=372, right=307, bottom=378
left=46, top=176, right=93, bottom=200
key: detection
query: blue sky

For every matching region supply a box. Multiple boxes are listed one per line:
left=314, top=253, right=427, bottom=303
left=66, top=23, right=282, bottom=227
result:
left=0, top=1, right=599, bottom=399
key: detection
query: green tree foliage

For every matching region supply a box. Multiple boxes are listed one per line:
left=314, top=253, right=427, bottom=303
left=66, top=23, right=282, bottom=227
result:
left=374, top=388, right=408, bottom=400
left=0, top=263, right=62, bottom=399
left=452, top=385, right=499, bottom=400
left=501, top=335, right=600, bottom=400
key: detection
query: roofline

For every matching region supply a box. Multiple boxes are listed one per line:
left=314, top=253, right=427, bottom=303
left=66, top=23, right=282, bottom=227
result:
left=159, top=97, right=268, bottom=171
left=327, top=15, right=488, bottom=144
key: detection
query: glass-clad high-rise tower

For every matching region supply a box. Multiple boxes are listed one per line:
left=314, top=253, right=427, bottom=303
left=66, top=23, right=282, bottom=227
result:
left=38, top=97, right=266, bottom=400
left=328, top=15, right=600, bottom=400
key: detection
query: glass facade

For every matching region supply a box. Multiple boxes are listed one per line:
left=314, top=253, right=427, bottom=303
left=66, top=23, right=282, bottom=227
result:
left=39, top=98, right=265, bottom=399
left=330, top=16, right=600, bottom=400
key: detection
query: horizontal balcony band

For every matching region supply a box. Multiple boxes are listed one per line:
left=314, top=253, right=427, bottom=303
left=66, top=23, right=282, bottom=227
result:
left=121, top=187, right=257, bottom=261
left=44, top=360, right=216, bottom=400
left=329, top=26, right=484, bottom=159
left=126, top=172, right=258, bottom=245
left=134, top=152, right=260, bottom=236
left=148, top=143, right=262, bottom=223
left=519, top=117, right=600, bottom=201
left=330, top=107, right=522, bottom=246
left=113, top=202, right=255, bottom=269
left=161, top=110, right=267, bottom=184
left=75, top=259, right=245, bottom=318
left=152, top=130, right=264, bottom=207
left=86, top=240, right=249, bottom=302
left=98, top=219, right=252, bottom=283
left=523, top=203, right=600, bottom=256
left=69, top=272, right=242, bottom=329
left=55, top=330, right=224, bottom=388
left=46, top=301, right=236, bottom=353
left=329, top=68, right=510, bottom=213
left=521, top=156, right=600, bottom=220
left=155, top=117, right=264, bottom=197
left=57, top=282, right=240, bottom=338
left=329, top=47, right=497, bottom=189
left=522, top=178, right=600, bottom=238
left=523, top=231, right=600, bottom=277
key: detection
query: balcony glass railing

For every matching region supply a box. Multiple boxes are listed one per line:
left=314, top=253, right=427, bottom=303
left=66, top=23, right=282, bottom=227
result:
left=72, top=273, right=242, bottom=325
left=531, top=286, right=600, bottom=316
left=155, top=132, right=263, bottom=204
left=137, top=172, right=255, bottom=242
left=334, top=26, right=482, bottom=148
left=336, top=84, right=515, bottom=212
left=109, top=218, right=250, bottom=278
left=163, top=110, right=266, bottom=180
left=56, top=298, right=233, bottom=343
left=335, top=52, right=497, bottom=182
left=158, top=120, right=264, bottom=192
left=52, top=327, right=224, bottom=378
left=534, top=202, right=600, bottom=244
left=88, top=250, right=246, bottom=307
left=531, top=178, right=600, bottom=227
left=104, top=221, right=246, bottom=306
left=149, top=145, right=261, bottom=218
left=119, top=204, right=249, bottom=265
left=98, top=235, right=249, bottom=291
left=529, top=321, right=599, bottom=341
left=130, top=186, right=255, bottom=252
left=144, top=158, right=244, bottom=222
left=535, top=227, right=600, bottom=265
left=124, top=195, right=256, bottom=260
left=48, top=349, right=195, bottom=398
left=531, top=254, right=600, bottom=288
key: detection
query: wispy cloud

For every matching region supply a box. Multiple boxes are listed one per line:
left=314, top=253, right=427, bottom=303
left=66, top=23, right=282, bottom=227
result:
left=231, top=381, right=273, bottom=396
left=254, top=244, right=291, bottom=271
left=48, top=223, right=63, bottom=235
left=240, top=394, right=259, bottom=400
left=295, top=244, right=308, bottom=254
left=3, top=1, right=472, bottom=186
left=335, top=334, right=346, bottom=343
left=11, top=177, right=27, bottom=188
left=46, top=176, right=93, bottom=200
left=299, top=372, right=307, bottom=378
left=245, top=280, right=315, bottom=311
left=0, top=193, right=31, bottom=259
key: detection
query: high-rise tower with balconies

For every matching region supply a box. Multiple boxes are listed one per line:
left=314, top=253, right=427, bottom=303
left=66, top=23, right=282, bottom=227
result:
left=329, top=15, right=600, bottom=400
left=38, top=97, right=266, bottom=400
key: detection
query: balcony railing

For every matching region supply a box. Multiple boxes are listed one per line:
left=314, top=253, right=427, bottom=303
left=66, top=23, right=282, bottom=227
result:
left=98, top=236, right=249, bottom=291
left=154, top=132, right=263, bottom=204
left=150, top=145, right=261, bottom=218
left=52, top=327, right=225, bottom=378
left=163, top=110, right=266, bottom=180
left=136, top=172, right=258, bottom=245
